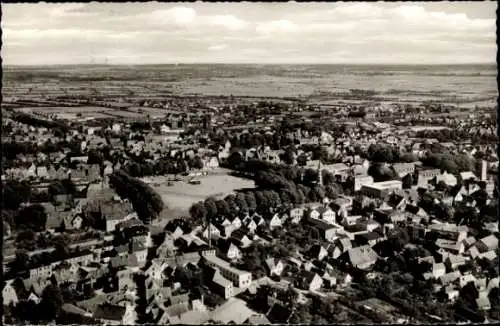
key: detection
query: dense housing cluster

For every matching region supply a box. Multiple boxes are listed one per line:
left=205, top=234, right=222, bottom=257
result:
left=2, top=67, right=498, bottom=325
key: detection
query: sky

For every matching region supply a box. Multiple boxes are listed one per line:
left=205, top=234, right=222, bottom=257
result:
left=2, top=1, right=497, bottom=65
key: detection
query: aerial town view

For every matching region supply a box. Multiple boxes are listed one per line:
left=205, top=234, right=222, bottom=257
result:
left=1, top=2, right=498, bottom=325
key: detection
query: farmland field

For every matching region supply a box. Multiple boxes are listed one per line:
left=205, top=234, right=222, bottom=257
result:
left=141, top=172, right=255, bottom=212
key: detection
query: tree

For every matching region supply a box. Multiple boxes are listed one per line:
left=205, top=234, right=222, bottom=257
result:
left=322, top=170, right=335, bottom=185
left=325, top=183, right=342, bottom=199
left=49, top=181, right=67, bottom=197
left=282, top=148, right=295, bottom=165
left=235, top=193, right=248, bottom=212
left=204, top=198, right=218, bottom=219
left=255, top=191, right=269, bottom=211
left=227, top=152, right=243, bottom=169
left=192, top=156, right=204, bottom=170
left=245, top=192, right=257, bottom=212
left=13, top=249, right=30, bottom=273
left=40, top=284, right=64, bottom=321
left=488, top=287, right=500, bottom=315
left=87, top=149, right=103, bottom=165
left=189, top=202, right=207, bottom=225
left=313, top=185, right=326, bottom=200
left=225, top=195, right=239, bottom=215
left=16, top=229, right=37, bottom=250
left=215, top=199, right=230, bottom=216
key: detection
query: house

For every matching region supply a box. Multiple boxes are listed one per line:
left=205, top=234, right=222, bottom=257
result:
left=387, top=193, right=407, bottom=211
left=340, top=214, right=363, bottom=227
left=204, top=156, right=219, bottom=169
left=246, top=314, right=271, bottom=325
left=439, top=271, right=461, bottom=286
left=202, top=255, right=252, bottom=288
left=219, top=240, right=242, bottom=261
left=459, top=171, right=477, bottom=183
left=205, top=266, right=234, bottom=299
left=101, top=202, right=134, bottom=232
left=230, top=229, right=253, bottom=248
left=475, top=235, right=499, bottom=253
left=64, top=214, right=83, bottom=231
left=436, top=239, right=465, bottom=255
left=459, top=274, right=477, bottom=289
left=355, top=232, right=385, bottom=247
left=476, top=295, right=491, bottom=311
left=296, top=271, right=323, bottom=291
left=289, top=207, right=304, bottom=223
left=156, top=234, right=178, bottom=258
left=2, top=280, right=19, bottom=306
left=130, top=240, right=148, bottom=265
left=429, top=263, right=446, bottom=279
left=229, top=216, right=242, bottom=229
left=211, top=297, right=257, bottom=324
left=318, top=206, right=336, bottom=224
left=340, top=245, right=378, bottom=270
left=320, top=270, right=337, bottom=289
left=307, top=244, right=329, bottom=261
left=36, top=166, right=49, bottom=180
left=269, top=214, right=283, bottom=229
left=433, top=172, right=457, bottom=187
left=93, top=303, right=135, bottom=325
left=201, top=223, right=221, bottom=241
left=308, top=219, right=340, bottom=242
left=328, top=237, right=352, bottom=259
left=392, top=163, right=415, bottom=178
left=353, top=175, right=374, bottom=192
left=265, top=257, right=285, bottom=277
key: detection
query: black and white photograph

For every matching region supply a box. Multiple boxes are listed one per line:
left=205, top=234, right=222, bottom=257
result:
left=1, top=1, right=498, bottom=324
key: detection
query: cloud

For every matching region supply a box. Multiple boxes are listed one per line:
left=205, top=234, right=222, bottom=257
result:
left=208, top=15, right=248, bottom=30
left=256, top=20, right=298, bottom=34
left=1, top=2, right=496, bottom=64
left=208, top=44, right=228, bottom=51
left=151, top=6, right=197, bottom=25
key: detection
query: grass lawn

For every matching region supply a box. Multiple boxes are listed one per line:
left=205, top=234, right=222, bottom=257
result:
left=143, top=172, right=255, bottom=223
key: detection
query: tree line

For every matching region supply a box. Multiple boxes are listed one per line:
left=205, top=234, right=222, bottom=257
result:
left=189, top=158, right=345, bottom=225
left=108, top=170, right=164, bottom=224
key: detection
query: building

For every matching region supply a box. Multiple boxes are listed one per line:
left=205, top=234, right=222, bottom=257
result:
left=202, top=255, right=252, bottom=288
left=360, top=180, right=403, bottom=198
left=340, top=245, right=378, bottom=270
left=354, top=175, right=374, bottom=192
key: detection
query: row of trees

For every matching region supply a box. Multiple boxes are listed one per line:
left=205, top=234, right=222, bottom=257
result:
left=189, top=179, right=344, bottom=227
left=421, top=151, right=475, bottom=175
left=416, top=128, right=497, bottom=144
left=108, top=170, right=164, bottom=224
left=366, top=143, right=417, bottom=163
left=11, top=112, right=69, bottom=132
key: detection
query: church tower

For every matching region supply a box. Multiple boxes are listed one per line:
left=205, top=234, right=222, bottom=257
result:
left=318, top=160, right=323, bottom=185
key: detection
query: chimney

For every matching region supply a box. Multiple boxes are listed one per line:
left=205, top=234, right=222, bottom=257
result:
left=481, top=160, right=487, bottom=181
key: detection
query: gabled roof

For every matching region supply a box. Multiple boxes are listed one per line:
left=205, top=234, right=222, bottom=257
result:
left=478, top=235, right=499, bottom=251
left=344, top=245, right=378, bottom=267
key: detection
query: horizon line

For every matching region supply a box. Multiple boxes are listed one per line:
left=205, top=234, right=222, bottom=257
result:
left=4, top=62, right=497, bottom=68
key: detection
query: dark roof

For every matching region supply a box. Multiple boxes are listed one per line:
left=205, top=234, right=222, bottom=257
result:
left=357, top=232, right=383, bottom=241
left=387, top=194, right=405, bottom=208
left=308, top=218, right=336, bottom=231
left=93, top=303, right=126, bottom=321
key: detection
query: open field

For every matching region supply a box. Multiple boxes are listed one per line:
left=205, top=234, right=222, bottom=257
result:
left=3, top=64, right=497, bottom=108
left=141, top=172, right=255, bottom=212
